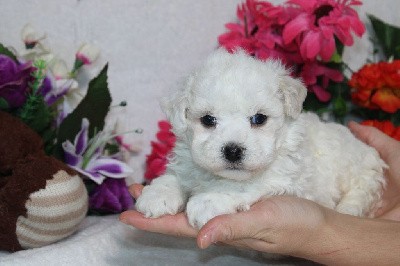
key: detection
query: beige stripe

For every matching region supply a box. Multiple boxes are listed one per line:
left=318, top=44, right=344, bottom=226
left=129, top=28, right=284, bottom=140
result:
left=27, top=182, right=86, bottom=207
left=17, top=210, right=87, bottom=231
left=25, top=203, right=88, bottom=224
left=17, top=224, right=80, bottom=248
left=25, top=191, right=88, bottom=217
left=28, top=175, right=82, bottom=199
left=17, top=220, right=81, bottom=237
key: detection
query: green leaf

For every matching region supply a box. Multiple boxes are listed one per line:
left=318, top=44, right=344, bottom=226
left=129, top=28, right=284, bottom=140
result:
left=0, top=43, right=18, bottom=62
left=17, top=59, right=53, bottom=134
left=54, top=64, right=112, bottom=159
left=332, top=96, right=347, bottom=118
left=350, top=107, right=392, bottom=121
left=330, top=51, right=342, bottom=64
left=0, top=98, right=9, bottom=110
left=105, top=142, right=120, bottom=155
left=17, top=94, right=53, bottom=133
left=330, top=38, right=344, bottom=63
left=303, top=92, right=329, bottom=113
left=368, top=14, right=400, bottom=60
left=391, top=111, right=400, bottom=126
left=335, top=37, right=345, bottom=56
left=41, top=127, right=57, bottom=155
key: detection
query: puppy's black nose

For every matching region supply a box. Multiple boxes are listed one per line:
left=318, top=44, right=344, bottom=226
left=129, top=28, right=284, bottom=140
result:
left=223, top=143, right=244, bottom=163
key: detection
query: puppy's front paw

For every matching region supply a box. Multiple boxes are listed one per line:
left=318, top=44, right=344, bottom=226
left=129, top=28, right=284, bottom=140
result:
left=135, top=184, right=185, bottom=218
left=335, top=202, right=363, bottom=217
left=186, top=193, right=249, bottom=229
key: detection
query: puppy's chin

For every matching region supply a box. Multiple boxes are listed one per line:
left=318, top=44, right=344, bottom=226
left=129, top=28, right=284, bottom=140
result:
left=214, top=169, right=254, bottom=181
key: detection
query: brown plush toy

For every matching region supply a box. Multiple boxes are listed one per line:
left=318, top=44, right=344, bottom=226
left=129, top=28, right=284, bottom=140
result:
left=0, top=111, right=88, bottom=252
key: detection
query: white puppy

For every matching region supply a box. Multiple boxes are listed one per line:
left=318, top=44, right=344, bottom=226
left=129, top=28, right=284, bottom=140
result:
left=136, top=49, right=386, bottom=229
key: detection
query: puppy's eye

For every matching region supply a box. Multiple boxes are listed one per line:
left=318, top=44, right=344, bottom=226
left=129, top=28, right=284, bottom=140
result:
left=200, top=115, right=217, bottom=128
left=250, top=113, right=268, bottom=126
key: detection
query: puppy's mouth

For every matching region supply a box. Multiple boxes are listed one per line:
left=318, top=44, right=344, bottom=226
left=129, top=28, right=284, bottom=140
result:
left=225, top=164, right=245, bottom=171
left=213, top=163, right=255, bottom=181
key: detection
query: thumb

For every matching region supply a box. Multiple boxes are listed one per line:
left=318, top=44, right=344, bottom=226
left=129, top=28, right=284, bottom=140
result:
left=197, top=211, right=262, bottom=249
left=348, top=121, right=398, bottom=163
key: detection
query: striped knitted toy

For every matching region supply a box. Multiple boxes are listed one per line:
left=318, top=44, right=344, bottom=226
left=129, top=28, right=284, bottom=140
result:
left=0, top=111, right=88, bottom=252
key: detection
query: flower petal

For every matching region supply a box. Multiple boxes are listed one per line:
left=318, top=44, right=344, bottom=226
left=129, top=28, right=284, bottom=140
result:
left=89, top=178, right=133, bottom=213
left=75, top=118, right=89, bottom=155
left=62, top=140, right=82, bottom=166
left=72, top=166, right=106, bottom=184
left=312, top=84, right=331, bottom=102
left=287, top=0, right=317, bottom=10
left=50, top=59, right=69, bottom=79
left=371, top=89, right=400, bottom=113
left=304, top=32, right=321, bottom=60
left=76, top=43, right=100, bottom=65
left=86, top=158, right=133, bottom=178
left=282, top=13, right=310, bottom=44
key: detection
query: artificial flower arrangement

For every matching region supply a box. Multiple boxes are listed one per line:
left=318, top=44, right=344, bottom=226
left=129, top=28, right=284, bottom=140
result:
left=144, top=120, right=176, bottom=182
left=145, top=0, right=400, bottom=182
left=0, top=24, right=135, bottom=214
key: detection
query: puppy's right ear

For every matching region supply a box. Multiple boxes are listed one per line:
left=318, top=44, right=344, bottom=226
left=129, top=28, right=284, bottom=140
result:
left=161, top=76, right=192, bottom=136
left=279, top=75, right=307, bottom=119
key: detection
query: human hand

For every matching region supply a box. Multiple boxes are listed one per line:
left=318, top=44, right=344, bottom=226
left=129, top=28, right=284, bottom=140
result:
left=196, top=195, right=328, bottom=255
left=120, top=184, right=197, bottom=238
left=120, top=184, right=329, bottom=256
left=348, top=121, right=400, bottom=221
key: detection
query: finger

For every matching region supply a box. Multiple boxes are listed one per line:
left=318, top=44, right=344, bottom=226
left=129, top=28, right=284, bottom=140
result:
left=377, top=203, right=400, bottom=222
left=128, top=184, right=144, bottom=199
left=197, top=209, right=266, bottom=249
left=222, top=238, right=276, bottom=252
left=119, top=210, right=198, bottom=238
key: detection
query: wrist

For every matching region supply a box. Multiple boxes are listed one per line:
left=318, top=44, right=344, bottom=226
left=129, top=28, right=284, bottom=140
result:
left=295, top=208, right=400, bottom=265
left=288, top=206, right=335, bottom=261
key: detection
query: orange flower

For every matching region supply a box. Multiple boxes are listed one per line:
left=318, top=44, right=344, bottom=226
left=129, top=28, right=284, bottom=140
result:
left=349, top=60, right=400, bottom=113
left=361, top=120, right=400, bottom=141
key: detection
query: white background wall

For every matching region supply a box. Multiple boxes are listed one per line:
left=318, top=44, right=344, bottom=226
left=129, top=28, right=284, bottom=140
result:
left=1, top=0, right=399, bottom=183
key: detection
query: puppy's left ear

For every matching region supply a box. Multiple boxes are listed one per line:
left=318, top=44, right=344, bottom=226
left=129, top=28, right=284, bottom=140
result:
left=160, top=76, right=192, bottom=137
left=279, top=75, right=307, bottom=119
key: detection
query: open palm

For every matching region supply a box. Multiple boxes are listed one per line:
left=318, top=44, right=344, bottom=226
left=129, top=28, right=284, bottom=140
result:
left=349, top=121, right=400, bottom=221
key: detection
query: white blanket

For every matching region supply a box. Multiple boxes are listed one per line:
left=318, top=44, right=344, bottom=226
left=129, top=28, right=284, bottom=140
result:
left=0, top=216, right=314, bottom=265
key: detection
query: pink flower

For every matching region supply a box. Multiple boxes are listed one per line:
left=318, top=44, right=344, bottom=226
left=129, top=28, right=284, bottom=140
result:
left=300, top=61, right=343, bottom=101
left=75, top=43, right=100, bottom=65
left=73, top=43, right=100, bottom=73
left=218, top=0, right=264, bottom=55
left=283, top=0, right=365, bottom=61
left=21, top=23, right=46, bottom=49
left=218, top=0, right=365, bottom=102
left=144, top=121, right=176, bottom=182
left=219, top=0, right=296, bottom=62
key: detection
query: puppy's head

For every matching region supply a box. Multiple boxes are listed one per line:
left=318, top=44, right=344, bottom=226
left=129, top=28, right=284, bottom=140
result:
left=163, top=49, right=307, bottom=180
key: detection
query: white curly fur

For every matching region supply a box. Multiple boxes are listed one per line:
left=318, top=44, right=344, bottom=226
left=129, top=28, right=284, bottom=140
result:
left=135, top=49, right=386, bottom=229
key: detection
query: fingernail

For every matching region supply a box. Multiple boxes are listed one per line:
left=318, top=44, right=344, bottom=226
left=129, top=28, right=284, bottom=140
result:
left=119, top=215, right=129, bottom=225
left=199, top=230, right=218, bottom=249
left=199, top=233, right=211, bottom=249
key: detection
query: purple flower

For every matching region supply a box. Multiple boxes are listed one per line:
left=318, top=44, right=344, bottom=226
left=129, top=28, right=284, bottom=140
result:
left=42, top=78, right=75, bottom=106
left=38, top=76, right=52, bottom=100
left=62, top=118, right=133, bottom=184
left=89, top=178, right=133, bottom=213
left=0, top=55, right=34, bottom=108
